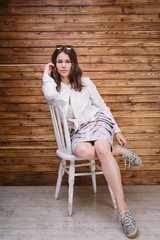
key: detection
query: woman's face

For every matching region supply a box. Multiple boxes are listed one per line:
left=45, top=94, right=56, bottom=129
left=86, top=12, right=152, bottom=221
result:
left=56, top=52, right=72, bottom=80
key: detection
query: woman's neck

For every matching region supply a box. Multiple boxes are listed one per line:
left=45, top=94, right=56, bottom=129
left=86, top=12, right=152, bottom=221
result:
left=61, top=76, right=70, bottom=85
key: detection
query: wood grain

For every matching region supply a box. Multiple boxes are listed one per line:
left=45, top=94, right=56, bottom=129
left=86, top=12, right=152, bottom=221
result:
left=0, top=0, right=160, bottom=185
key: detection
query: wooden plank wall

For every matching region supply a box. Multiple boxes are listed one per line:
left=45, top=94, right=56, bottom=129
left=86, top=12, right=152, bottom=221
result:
left=0, top=0, right=160, bottom=186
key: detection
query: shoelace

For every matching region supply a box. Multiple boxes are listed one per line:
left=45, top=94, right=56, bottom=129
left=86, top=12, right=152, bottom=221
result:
left=121, top=212, right=135, bottom=230
left=122, top=151, right=136, bottom=168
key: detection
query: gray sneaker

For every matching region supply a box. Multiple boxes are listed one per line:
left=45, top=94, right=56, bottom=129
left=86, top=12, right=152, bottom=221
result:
left=117, top=145, right=142, bottom=167
left=120, top=210, right=138, bottom=238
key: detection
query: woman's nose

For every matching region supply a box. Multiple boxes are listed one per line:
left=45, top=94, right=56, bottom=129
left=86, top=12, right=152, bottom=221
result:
left=62, top=62, right=66, bottom=67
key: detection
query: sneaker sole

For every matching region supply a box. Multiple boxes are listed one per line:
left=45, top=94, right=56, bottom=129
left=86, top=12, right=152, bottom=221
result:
left=126, top=226, right=138, bottom=238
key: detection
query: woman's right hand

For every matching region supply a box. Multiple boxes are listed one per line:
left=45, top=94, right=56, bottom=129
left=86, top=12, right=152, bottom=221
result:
left=44, top=63, right=55, bottom=76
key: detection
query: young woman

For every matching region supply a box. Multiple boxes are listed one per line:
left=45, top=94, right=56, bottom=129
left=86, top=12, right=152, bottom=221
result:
left=42, top=45, right=142, bottom=238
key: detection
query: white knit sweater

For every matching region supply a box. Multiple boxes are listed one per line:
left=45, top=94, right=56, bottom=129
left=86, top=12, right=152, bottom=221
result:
left=42, top=74, right=121, bottom=134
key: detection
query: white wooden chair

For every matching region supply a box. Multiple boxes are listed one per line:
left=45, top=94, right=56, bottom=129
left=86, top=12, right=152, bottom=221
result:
left=47, top=99, right=117, bottom=216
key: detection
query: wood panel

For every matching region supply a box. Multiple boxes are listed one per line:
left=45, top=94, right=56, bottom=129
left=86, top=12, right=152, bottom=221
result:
left=0, top=0, right=160, bottom=186
left=0, top=31, right=160, bottom=40
left=1, top=39, right=160, bottom=47
left=1, top=23, right=160, bottom=32
left=2, top=0, right=160, bottom=6
left=1, top=15, right=160, bottom=25
left=1, top=5, right=160, bottom=15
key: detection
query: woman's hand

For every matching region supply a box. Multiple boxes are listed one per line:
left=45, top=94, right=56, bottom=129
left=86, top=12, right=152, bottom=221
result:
left=44, top=63, right=55, bottom=76
left=116, top=132, right=127, bottom=147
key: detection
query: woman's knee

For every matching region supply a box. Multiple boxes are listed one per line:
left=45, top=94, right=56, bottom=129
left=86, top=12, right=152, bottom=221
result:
left=94, top=140, right=112, bottom=159
left=74, top=143, right=96, bottom=160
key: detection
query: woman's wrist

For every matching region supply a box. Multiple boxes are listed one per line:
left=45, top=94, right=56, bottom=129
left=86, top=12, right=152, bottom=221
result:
left=115, top=131, right=122, bottom=135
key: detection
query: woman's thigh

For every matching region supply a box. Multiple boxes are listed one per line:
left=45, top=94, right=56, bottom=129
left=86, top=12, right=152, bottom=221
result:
left=74, top=141, right=97, bottom=160
left=94, top=139, right=112, bottom=157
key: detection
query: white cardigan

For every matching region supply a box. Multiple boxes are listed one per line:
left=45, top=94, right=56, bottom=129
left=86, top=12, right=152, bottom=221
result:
left=42, top=74, right=121, bottom=134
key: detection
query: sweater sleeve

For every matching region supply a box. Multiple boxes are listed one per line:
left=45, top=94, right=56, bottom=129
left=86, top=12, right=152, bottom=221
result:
left=42, top=74, right=58, bottom=100
left=87, top=78, right=121, bottom=134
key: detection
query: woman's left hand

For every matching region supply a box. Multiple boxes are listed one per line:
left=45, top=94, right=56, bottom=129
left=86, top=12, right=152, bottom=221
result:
left=116, top=132, right=127, bottom=147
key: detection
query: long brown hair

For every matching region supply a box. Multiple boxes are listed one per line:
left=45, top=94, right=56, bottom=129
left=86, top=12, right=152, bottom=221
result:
left=51, top=46, right=83, bottom=92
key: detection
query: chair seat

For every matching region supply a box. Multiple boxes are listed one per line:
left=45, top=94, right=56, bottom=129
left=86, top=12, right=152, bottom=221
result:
left=56, top=149, right=81, bottom=161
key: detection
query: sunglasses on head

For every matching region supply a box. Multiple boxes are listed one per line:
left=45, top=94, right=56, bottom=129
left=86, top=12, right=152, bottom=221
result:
left=56, top=45, right=73, bottom=50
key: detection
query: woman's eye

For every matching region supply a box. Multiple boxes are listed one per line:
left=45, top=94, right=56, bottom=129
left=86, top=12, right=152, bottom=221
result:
left=57, top=60, right=71, bottom=64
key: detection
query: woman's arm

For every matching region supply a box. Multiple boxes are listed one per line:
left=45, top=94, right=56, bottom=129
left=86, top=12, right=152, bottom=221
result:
left=42, top=63, right=58, bottom=100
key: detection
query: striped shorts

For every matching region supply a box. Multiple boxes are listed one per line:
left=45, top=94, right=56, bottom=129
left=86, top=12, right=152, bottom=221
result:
left=70, top=111, right=115, bottom=154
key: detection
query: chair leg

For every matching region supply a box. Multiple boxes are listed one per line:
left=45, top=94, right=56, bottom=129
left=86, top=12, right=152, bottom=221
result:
left=55, top=159, right=65, bottom=200
left=68, top=160, right=75, bottom=216
left=90, top=160, right=97, bottom=193
left=108, top=184, right=117, bottom=210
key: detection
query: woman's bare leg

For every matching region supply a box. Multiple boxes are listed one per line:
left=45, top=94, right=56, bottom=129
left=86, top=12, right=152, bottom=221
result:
left=74, top=142, right=97, bottom=160
left=75, top=142, right=125, bottom=158
left=94, top=139, right=128, bottom=213
left=74, top=140, right=128, bottom=213
left=112, top=144, right=125, bottom=156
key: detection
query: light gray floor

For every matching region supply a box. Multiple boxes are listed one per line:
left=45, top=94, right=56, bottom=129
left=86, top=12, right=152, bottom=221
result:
left=0, top=185, right=160, bottom=240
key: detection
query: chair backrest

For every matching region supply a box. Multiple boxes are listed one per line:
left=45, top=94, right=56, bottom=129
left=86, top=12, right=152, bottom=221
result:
left=47, top=99, right=72, bottom=155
